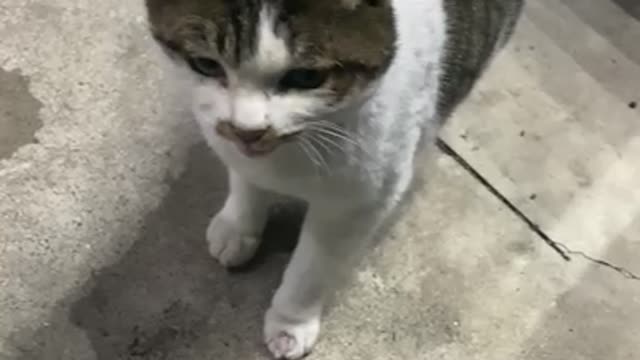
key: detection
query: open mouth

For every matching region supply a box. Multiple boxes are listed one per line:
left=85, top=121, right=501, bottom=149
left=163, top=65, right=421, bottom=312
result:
left=215, top=122, right=301, bottom=158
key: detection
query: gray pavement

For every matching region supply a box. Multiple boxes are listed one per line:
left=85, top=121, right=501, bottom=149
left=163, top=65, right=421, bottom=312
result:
left=1, top=1, right=639, bottom=359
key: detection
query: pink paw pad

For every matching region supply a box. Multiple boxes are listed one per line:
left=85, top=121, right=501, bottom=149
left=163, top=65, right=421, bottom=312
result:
left=267, top=332, right=309, bottom=359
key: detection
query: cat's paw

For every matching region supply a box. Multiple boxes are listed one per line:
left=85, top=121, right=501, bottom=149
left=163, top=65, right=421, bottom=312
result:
left=264, top=308, right=321, bottom=359
left=206, top=213, right=261, bottom=267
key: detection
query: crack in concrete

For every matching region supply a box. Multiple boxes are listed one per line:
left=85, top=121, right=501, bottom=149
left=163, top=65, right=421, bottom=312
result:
left=436, top=138, right=640, bottom=282
left=555, top=242, right=640, bottom=281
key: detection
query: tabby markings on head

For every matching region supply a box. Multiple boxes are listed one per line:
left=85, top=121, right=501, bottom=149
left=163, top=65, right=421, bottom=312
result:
left=146, top=0, right=396, bottom=103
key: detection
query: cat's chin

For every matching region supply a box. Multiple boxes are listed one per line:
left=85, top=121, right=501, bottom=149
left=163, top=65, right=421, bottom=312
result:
left=233, top=140, right=280, bottom=158
left=238, top=145, right=276, bottom=158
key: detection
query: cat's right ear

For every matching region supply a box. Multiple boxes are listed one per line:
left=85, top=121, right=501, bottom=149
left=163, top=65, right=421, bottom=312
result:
left=144, top=0, right=165, bottom=15
left=340, top=0, right=391, bottom=9
left=146, top=0, right=180, bottom=59
left=151, top=32, right=184, bottom=61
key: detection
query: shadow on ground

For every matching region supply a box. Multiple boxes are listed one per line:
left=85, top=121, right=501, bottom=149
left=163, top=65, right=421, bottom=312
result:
left=5, top=142, right=451, bottom=360
left=44, top=142, right=303, bottom=360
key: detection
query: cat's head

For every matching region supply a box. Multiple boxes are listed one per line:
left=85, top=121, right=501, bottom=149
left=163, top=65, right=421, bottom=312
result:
left=146, top=0, right=395, bottom=156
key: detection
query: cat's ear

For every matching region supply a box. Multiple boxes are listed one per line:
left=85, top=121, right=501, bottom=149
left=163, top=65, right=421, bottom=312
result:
left=282, top=0, right=389, bottom=14
left=151, top=31, right=185, bottom=63
left=340, top=0, right=391, bottom=9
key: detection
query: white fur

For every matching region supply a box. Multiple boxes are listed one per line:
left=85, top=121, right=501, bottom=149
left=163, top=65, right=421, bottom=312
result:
left=192, top=1, right=447, bottom=358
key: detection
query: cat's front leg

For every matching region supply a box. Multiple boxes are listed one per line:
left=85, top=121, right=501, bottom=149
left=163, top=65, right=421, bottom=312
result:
left=207, top=170, right=273, bottom=267
left=264, top=203, right=384, bottom=359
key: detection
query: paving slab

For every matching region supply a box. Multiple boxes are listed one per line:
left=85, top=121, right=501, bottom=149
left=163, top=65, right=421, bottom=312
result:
left=439, top=2, right=640, bottom=356
left=441, top=0, right=640, bottom=277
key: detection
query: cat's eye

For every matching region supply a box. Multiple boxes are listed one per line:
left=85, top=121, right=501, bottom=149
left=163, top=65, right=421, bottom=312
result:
left=187, top=57, right=226, bottom=79
left=279, top=68, right=329, bottom=90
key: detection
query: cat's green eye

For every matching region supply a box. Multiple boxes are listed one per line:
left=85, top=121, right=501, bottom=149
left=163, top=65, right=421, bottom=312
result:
left=187, top=57, right=226, bottom=79
left=279, top=68, right=329, bottom=91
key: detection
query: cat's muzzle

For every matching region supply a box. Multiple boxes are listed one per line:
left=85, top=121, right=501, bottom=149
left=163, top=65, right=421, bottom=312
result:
left=216, top=121, right=299, bottom=157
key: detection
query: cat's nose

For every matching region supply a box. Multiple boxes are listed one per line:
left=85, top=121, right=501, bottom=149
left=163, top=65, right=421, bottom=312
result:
left=231, top=126, right=268, bottom=144
left=216, top=121, right=282, bottom=156
left=216, top=121, right=269, bottom=144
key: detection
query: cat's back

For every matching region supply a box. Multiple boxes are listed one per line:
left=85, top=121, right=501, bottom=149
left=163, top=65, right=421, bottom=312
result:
left=437, top=0, right=524, bottom=118
left=371, top=0, right=521, bottom=132
left=386, top=0, right=522, bottom=118
left=358, top=0, right=522, bottom=175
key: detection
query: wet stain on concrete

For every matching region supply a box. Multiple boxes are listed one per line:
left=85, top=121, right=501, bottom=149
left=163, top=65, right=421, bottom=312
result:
left=0, top=69, right=43, bottom=160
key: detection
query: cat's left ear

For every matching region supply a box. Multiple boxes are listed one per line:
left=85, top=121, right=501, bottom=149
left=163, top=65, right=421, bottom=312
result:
left=341, top=0, right=391, bottom=9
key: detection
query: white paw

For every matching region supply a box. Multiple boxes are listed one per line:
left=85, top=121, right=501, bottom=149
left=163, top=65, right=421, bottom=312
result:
left=206, top=213, right=261, bottom=267
left=264, top=308, right=321, bottom=359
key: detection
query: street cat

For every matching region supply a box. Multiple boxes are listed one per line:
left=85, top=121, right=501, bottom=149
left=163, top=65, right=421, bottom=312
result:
left=145, top=0, right=523, bottom=358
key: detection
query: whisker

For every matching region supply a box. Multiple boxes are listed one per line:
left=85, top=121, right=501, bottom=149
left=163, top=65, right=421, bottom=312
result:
left=314, top=133, right=347, bottom=156
left=297, top=138, right=319, bottom=170
left=308, top=122, right=363, bottom=150
left=299, top=136, right=329, bottom=174
left=315, top=127, right=359, bottom=146
left=314, top=120, right=362, bottom=142
left=304, top=136, right=330, bottom=174
left=308, top=133, right=338, bottom=155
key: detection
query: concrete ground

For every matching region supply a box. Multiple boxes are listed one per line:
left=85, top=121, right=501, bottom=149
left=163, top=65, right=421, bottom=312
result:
left=1, top=1, right=639, bottom=359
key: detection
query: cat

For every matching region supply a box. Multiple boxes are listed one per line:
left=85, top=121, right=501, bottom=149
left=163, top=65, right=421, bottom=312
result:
left=145, top=0, right=523, bottom=358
